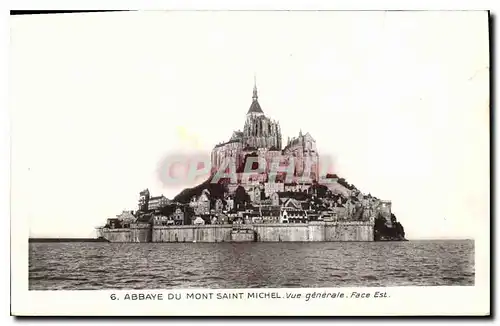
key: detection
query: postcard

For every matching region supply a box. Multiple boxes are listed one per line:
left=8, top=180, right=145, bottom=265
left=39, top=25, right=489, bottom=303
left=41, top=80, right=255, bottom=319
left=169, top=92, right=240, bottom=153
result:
left=10, top=10, right=490, bottom=316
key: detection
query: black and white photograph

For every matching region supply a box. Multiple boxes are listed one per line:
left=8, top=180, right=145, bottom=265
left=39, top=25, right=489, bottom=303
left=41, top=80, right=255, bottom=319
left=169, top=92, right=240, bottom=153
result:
left=10, top=9, right=490, bottom=316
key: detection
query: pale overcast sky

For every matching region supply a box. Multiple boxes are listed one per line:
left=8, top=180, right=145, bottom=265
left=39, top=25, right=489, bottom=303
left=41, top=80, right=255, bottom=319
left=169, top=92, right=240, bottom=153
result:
left=10, top=11, right=489, bottom=239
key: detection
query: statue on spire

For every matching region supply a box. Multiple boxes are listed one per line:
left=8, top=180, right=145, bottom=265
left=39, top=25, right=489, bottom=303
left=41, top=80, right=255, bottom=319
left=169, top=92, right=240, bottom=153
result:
left=252, top=73, right=258, bottom=101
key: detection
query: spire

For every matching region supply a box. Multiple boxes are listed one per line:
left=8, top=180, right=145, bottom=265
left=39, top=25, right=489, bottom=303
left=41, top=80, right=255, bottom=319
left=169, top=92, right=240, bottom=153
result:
left=252, top=74, right=258, bottom=101
left=247, top=74, right=264, bottom=114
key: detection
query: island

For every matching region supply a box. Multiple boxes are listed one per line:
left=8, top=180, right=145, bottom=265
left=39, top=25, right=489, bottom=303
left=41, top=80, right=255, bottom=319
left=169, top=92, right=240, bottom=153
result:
left=96, top=82, right=406, bottom=243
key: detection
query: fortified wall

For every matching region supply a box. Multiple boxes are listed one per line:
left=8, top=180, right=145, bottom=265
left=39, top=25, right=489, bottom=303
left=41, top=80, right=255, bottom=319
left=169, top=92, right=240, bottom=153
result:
left=99, top=221, right=374, bottom=243
left=97, top=223, right=152, bottom=243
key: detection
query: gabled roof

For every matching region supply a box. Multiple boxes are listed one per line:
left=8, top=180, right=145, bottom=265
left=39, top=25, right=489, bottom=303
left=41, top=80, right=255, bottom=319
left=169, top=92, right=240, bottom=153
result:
left=149, top=195, right=168, bottom=201
left=303, top=132, right=315, bottom=142
left=136, top=214, right=153, bottom=223
left=248, top=100, right=264, bottom=114
left=283, top=198, right=302, bottom=209
left=231, top=131, right=243, bottom=140
left=214, top=138, right=242, bottom=148
left=248, top=79, right=264, bottom=114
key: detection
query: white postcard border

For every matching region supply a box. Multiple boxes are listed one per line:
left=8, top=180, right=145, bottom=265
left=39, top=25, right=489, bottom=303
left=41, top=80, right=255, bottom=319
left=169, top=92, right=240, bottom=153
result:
left=9, top=7, right=491, bottom=317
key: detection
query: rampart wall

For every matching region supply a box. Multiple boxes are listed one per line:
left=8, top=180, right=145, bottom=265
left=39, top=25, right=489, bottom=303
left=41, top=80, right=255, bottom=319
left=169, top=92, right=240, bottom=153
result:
left=100, top=221, right=373, bottom=243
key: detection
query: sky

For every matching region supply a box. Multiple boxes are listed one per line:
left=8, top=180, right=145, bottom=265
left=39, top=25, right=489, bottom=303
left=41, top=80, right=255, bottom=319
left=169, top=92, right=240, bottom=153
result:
left=10, top=11, right=489, bottom=239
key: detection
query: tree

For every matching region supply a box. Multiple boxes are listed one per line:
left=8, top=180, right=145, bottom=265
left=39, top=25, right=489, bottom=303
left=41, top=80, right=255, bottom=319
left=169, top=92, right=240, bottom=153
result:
left=234, top=185, right=249, bottom=211
left=311, top=183, right=328, bottom=198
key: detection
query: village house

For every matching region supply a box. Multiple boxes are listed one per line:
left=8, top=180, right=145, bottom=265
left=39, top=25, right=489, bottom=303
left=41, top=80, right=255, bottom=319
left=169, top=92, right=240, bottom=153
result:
left=116, top=210, right=136, bottom=227
left=189, top=189, right=211, bottom=215
left=264, top=181, right=284, bottom=197
left=169, top=207, right=185, bottom=225
left=249, top=186, right=264, bottom=203
left=153, top=215, right=172, bottom=226
left=284, top=182, right=312, bottom=193
left=106, top=218, right=122, bottom=229
left=224, top=195, right=234, bottom=211
left=148, top=195, right=170, bottom=211
left=193, top=216, right=205, bottom=225
left=214, top=198, right=225, bottom=213
left=279, top=208, right=307, bottom=224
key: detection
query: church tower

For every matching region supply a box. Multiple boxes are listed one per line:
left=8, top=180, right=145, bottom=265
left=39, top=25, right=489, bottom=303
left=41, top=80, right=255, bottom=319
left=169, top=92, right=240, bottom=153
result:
left=247, top=75, right=264, bottom=117
left=242, top=78, right=282, bottom=150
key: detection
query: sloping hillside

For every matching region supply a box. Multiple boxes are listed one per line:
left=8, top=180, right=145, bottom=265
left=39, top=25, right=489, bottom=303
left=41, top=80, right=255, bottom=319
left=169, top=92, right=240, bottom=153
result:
left=173, top=175, right=227, bottom=203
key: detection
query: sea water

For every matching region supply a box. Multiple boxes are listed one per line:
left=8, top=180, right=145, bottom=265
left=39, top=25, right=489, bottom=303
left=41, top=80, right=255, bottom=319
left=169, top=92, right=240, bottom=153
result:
left=29, top=240, right=474, bottom=290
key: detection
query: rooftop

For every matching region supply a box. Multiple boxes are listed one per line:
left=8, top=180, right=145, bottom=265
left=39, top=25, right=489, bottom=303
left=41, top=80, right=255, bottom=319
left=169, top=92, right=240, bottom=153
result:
left=247, top=79, right=264, bottom=114
left=247, top=99, right=264, bottom=114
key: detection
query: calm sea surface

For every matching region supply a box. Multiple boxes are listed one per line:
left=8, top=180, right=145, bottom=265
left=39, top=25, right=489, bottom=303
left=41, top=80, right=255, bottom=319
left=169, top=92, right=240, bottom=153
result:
left=29, top=240, right=474, bottom=290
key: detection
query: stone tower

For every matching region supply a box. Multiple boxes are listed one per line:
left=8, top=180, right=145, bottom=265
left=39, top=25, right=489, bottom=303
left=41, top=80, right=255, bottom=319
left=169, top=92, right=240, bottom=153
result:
left=242, top=78, right=282, bottom=150
left=138, top=189, right=150, bottom=212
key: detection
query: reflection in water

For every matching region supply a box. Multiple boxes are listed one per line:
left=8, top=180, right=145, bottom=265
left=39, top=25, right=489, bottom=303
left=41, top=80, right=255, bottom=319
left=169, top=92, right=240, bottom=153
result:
left=29, top=240, right=474, bottom=290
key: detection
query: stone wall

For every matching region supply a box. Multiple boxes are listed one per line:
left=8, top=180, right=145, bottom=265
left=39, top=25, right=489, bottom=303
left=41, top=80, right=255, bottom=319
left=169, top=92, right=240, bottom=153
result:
left=101, top=221, right=373, bottom=243
left=100, top=229, right=132, bottom=242
left=308, top=222, right=326, bottom=241
left=130, top=224, right=152, bottom=242
left=152, top=225, right=233, bottom=243
left=324, top=222, right=373, bottom=242
left=252, top=224, right=309, bottom=242
left=151, top=221, right=373, bottom=243
left=231, top=230, right=256, bottom=242
left=100, top=224, right=151, bottom=243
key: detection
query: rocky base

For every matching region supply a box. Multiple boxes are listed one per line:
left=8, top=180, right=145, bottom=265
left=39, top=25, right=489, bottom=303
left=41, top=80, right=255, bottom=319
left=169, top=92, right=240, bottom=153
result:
left=374, top=213, right=406, bottom=241
left=375, top=234, right=408, bottom=241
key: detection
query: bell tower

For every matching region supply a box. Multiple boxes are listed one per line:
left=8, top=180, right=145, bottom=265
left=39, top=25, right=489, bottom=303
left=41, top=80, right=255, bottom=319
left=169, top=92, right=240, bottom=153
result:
left=138, top=189, right=150, bottom=212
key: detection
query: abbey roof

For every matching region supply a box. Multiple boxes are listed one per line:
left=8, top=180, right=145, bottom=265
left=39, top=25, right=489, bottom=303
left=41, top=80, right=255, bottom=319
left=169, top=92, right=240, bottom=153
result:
left=247, top=99, right=264, bottom=114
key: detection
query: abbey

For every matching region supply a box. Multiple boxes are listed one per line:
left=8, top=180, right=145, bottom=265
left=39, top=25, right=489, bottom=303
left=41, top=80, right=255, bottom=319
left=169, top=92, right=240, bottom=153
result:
left=211, top=80, right=319, bottom=181
left=96, top=78, right=407, bottom=243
